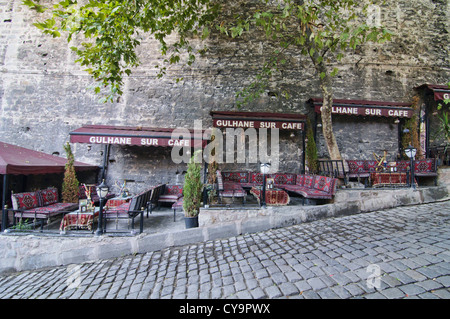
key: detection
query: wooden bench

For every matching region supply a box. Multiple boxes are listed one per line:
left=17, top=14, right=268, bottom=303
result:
left=220, top=171, right=338, bottom=204
left=396, top=158, right=438, bottom=185
left=319, top=159, right=348, bottom=184
left=103, top=187, right=156, bottom=233
left=157, top=184, right=183, bottom=207
left=9, top=188, right=79, bottom=230
left=216, top=171, right=247, bottom=204
left=345, top=160, right=378, bottom=186
left=282, top=174, right=338, bottom=201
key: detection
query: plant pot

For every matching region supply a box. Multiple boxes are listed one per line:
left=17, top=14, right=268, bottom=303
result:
left=184, top=216, right=199, bottom=228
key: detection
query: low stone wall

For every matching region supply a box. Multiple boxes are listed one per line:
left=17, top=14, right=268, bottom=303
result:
left=0, top=185, right=449, bottom=274
left=199, top=185, right=450, bottom=228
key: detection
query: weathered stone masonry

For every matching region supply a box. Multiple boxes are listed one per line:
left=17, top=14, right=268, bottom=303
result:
left=0, top=0, right=449, bottom=191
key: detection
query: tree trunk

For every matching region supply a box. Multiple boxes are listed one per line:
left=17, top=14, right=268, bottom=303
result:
left=317, top=63, right=342, bottom=160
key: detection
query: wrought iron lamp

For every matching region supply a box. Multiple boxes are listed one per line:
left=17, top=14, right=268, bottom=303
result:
left=404, top=145, right=417, bottom=189
left=95, top=179, right=109, bottom=236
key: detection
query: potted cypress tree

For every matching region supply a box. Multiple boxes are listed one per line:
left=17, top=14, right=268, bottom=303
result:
left=183, top=151, right=203, bottom=228
left=62, top=142, right=80, bottom=203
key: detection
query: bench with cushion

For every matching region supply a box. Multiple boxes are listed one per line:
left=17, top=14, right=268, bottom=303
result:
left=171, top=197, right=184, bottom=221
left=220, top=171, right=338, bottom=203
left=216, top=171, right=247, bottom=204
left=11, top=187, right=78, bottom=228
left=157, top=184, right=183, bottom=206
left=396, top=158, right=438, bottom=185
left=346, top=160, right=378, bottom=185
left=222, top=171, right=297, bottom=189
left=103, top=186, right=157, bottom=233
left=282, top=174, right=338, bottom=200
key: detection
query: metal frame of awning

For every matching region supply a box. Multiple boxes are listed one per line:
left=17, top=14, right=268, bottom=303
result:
left=69, top=124, right=210, bottom=182
left=1, top=141, right=98, bottom=231
left=415, top=84, right=450, bottom=101
left=210, top=111, right=308, bottom=173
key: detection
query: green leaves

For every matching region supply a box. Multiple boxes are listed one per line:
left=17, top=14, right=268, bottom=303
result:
left=23, top=0, right=220, bottom=102
left=218, top=0, right=393, bottom=108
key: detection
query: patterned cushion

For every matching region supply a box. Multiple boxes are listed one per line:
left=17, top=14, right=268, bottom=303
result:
left=396, top=160, right=410, bottom=172
left=104, top=202, right=132, bottom=215
left=313, top=176, right=335, bottom=193
left=172, top=198, right=184, bottom=209
left=282, top=185, right=333, bottom=199
left=249, top=172, right=264, bottom=185
left=296, top=174, right=305, bottom=186
left=165, top=185, right=183, bottom=196
left=14, top=202, right=78, bottom=219
left=415, top=159, right=437, bottom=175
left=303, top=175, right=315, bottom=188
left=222, top=172, right=249, bottom=183
left=219, top=182, right=247, bottom=198
left=40, top=188, right=58, bottom=206
left=11, top=191, right=41, bottom=210
left=272, top=173, right=296, bottom=185
left=347, top=160, right=378, bottom=173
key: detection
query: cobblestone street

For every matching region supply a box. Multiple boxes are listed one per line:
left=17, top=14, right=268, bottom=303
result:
left=0, top=201, right=449, bottom=300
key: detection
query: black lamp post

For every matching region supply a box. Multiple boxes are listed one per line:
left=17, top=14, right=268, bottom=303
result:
left=95, top=180, right=109, bottom=236
left=260, top=163, right=271, bottom=208
left=404, top=145, right=417, bottom=189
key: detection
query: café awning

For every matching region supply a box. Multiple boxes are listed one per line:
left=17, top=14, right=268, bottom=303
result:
left=308, top=98, right=413, bottom=118
left=414, top=84, right=450, bottom=101
left=211, top=111, right=307, bottom=130
left=70, top=125, right=207, bottom=148
left=0, top=141, right=98, bottom=175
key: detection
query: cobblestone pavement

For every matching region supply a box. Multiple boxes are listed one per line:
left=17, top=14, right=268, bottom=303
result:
left=0, top=201, right=449, bottom=300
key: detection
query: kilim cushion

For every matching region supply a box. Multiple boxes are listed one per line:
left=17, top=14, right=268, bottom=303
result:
left=313, top=176, right=334, bottom=193
left=303, top=175, right=315, bottom=188
left=11, top=191, right=41, bottom=210
left=40, top=188, right=58, bottom=206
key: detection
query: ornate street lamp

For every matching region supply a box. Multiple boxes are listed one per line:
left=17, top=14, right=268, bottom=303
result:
left=404, top=145, right=417, bottom=189
left=260, top=163, right=271, bottom=208
left=95, top=179, right=109, bottom=236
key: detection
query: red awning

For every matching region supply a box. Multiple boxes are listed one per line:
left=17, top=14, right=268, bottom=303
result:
left=0, top=141, right=98, bottom=175
left=415, top=84, right=450, bottom=101
left=309, top=98, right=413, bottom=118
left=69, top=125, right=207, bottom=148
left=211, top=111, right=307, bottom=130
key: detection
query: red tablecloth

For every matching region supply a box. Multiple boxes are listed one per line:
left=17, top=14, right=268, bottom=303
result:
left=370, top=172, right=417, bottom=187
left=250, top=187, right=290, bottom=206
left=106, top=196, right=133, bottom=208
left=59, top=208, right=99, bottom=231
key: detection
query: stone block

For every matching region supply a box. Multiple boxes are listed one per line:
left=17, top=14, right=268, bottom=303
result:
left=204, top=223, right=239, bottom=241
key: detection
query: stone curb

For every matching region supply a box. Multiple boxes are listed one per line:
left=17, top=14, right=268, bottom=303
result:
left=0, top=185, right=449, bottom=274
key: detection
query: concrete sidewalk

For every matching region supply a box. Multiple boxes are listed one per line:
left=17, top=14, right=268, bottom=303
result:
left=0, top=184, right=449, bottom=274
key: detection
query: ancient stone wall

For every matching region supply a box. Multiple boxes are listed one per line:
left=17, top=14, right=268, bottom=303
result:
left=0, top=0, right=449, bottom=191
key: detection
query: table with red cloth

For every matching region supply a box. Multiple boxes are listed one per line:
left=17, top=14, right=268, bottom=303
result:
left=250, top=187, right=290, bottom=206
left=106, top=196, right=133, bottom=209
left=59, top=207, right=100, bottom=231
left=370, top=172, right=417, bottom=187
